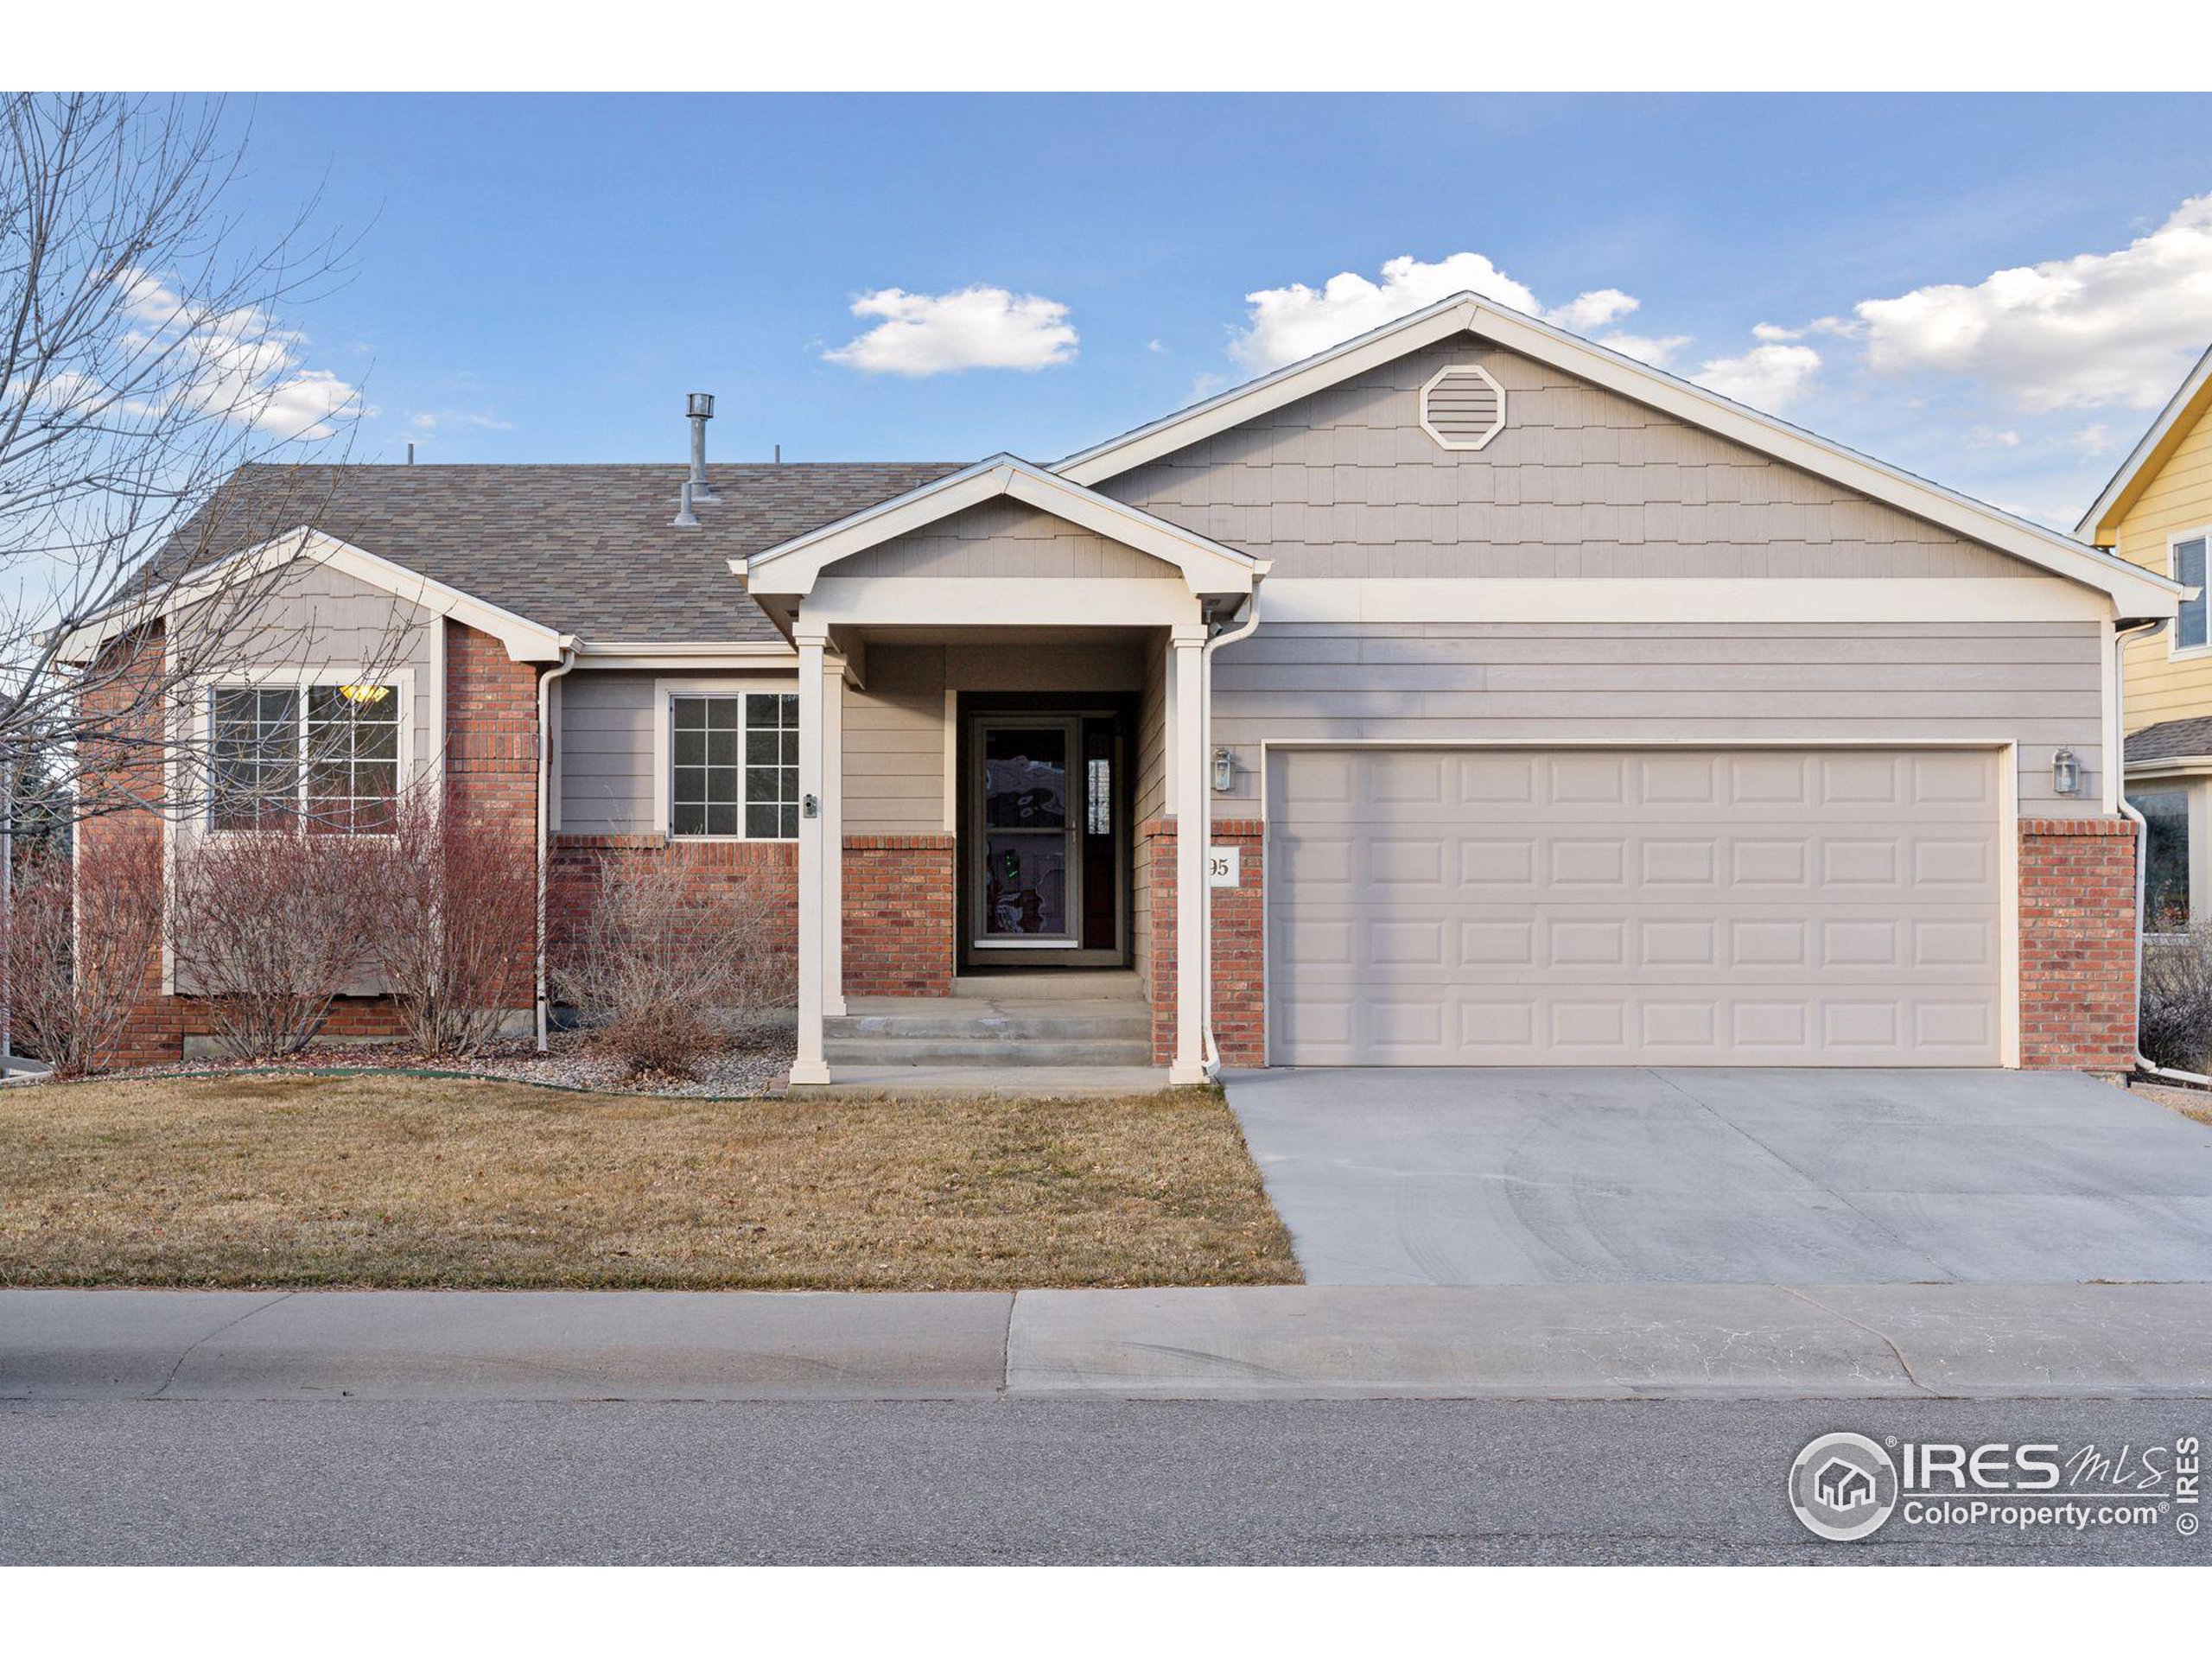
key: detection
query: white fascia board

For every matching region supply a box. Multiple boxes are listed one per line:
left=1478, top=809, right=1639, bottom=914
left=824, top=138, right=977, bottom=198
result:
left=2123, top=754, right=2212, bottom=779
left=1262, top=576, right=2118, bottom=626
left=743, top=454, right=1262, bottom=598
left=575, top=639, right=797, bottom=670
left=2076, top=344, right=2212, bottom=543
left=800, top=576, right=1201, bottom=629
left=1058, top=291, right=2181, bottom=615
left=59, top=526, right=574, bottom=664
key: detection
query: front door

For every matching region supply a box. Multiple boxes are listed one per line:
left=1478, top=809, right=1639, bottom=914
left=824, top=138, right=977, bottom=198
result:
left=963, top=709, right=1128, bottom=969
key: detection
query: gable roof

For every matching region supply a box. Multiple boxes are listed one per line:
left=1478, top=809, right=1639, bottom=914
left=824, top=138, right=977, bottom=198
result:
left=1058, top=292, right=2183, bottom=617
left=2075, top=343, right=2212, bottom=545
left=737, top=454, right=1268, bottom=597
left=61, top=527, right=577, bottom=664
left=131, top=461, right=965, bottom=647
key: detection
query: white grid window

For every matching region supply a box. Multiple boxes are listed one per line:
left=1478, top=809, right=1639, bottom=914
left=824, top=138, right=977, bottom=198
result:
left=209, top=683, right=400, bottom=834
left=671, top=691, right=798, bottom=838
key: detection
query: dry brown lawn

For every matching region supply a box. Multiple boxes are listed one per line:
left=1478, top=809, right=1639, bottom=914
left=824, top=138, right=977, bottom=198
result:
left=0, top=1073, right=1299, bottom=1290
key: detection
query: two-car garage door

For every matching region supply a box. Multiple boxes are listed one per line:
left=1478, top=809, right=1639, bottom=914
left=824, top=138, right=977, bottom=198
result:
left=1266, top=747, right=2004, bottom=1066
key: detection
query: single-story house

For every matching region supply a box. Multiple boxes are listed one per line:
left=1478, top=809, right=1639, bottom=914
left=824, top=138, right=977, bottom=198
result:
left=69, top=293, right=2182, bottom=1081
left=2076, top=343, right=2212, bottom=935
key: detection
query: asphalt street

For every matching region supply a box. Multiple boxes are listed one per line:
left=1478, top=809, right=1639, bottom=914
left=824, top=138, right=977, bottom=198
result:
left=4, top=1395, right=2203, bottom=1565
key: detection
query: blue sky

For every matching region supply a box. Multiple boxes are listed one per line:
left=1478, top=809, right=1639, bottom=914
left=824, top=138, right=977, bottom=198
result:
left=225, top=93, right=2212, bottom=525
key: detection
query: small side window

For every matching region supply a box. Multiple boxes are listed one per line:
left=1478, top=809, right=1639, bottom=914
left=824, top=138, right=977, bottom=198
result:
left=2132, top=789, right=2190, bottom=932
left=2175, top=537, right=2207, bottom=651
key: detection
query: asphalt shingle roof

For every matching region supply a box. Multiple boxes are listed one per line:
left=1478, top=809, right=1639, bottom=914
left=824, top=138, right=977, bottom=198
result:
left=2127, top=715, right=2212, bottom=765
left=158, top=461, right=967, bottom=644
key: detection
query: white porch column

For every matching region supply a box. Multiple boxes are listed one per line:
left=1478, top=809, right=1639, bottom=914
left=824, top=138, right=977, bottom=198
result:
left=791, top=629, right=832, bottom=1085
left=1170, top=623, right=1209, bottom=1085
left=822, top=648, right=847, bottom=1018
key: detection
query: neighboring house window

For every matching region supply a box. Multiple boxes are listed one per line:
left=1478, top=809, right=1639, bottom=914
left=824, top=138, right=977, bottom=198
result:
left=209, top=683, right=401, bottom=834
left=2132, top=788, right=2190, bottom=931
left=2176, top=535, right=2208, bottom=651
left=670, top=692, right=799, bottom=838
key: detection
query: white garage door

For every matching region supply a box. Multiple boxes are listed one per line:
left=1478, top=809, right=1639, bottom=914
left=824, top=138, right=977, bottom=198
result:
left=1268, top=747, right=2004, bottom=1066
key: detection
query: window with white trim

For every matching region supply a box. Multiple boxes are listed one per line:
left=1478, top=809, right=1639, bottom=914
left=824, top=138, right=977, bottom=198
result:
left=209, top=683, right=401, bottom=833
left=671, top=691, right=799, bottom=838
left=2175, top=534, right=2208, bottom=651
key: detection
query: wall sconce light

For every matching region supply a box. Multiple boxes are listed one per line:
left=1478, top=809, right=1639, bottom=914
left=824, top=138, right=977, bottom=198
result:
left=1211, top=747, right=1236, bottom=792
left=2052, top=748, right=2081, bottom=797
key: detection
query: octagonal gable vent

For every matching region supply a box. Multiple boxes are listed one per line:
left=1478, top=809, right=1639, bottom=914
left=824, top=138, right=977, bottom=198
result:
left=1419, top=363, right=1507, bottom=451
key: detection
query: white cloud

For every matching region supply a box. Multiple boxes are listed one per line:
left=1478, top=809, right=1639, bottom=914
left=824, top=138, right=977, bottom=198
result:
left=1692, top=342, right=1822, bottom=412
left=1853, top=193, right=2212, bottom=412
left=112, top=266, right=363, bottom=440
left=1752, top=321, right=1804, bottom=342
left=1147, top=338, right=1166, bottom=354
left=2073, top=422, right=2118, bottom=455
left=1225, top=253, right=1656, bottom=372
left=1549, top=288, right=1640, bottom=334
left=823, top=285, right=1077, bottom=376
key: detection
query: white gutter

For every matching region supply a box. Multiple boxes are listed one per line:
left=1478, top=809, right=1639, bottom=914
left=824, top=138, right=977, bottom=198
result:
left=1198, top=582, right=1263, bottom=1081
left=534, top=644, right=580, bottom=1052
left=2112, top=617, right=2212, bottom=1087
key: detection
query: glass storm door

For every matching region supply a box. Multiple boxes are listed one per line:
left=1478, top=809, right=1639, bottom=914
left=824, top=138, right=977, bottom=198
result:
left=974, top=719, right=1078, bottom=947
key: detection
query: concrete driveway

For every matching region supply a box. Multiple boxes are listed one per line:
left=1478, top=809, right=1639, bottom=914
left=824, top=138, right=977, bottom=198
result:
left=1224, top=1069, right=2212, bottom=1285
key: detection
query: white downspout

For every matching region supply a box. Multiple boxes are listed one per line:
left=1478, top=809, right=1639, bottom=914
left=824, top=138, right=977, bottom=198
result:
left=2112, top=617, right=2210, bottom=1086
left=535, top=645, right=579, bottom=1052
left=1198, top=582, right=1263, bottom=1080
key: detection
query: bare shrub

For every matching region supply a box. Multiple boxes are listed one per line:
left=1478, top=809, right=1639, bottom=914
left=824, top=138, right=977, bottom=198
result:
left=365, top=796, right=538, bottom=1058
left=3, top=835, right=165, bottom=1076
left=168, top=830, right=385, bottom=1059
left=2140, top=922, right=2212, bottom=1074
left=550, top=852, right=790, bottom=1078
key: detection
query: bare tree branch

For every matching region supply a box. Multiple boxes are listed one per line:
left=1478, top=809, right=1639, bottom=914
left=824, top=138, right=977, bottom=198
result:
left=0, top=92, right=399, bottom=829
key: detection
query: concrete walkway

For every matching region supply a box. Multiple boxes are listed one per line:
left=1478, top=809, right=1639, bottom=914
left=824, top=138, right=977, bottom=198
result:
left=6, top=1284, right=2210, bottom=1402
left=1226, top=1068, right=2212, bottom=1285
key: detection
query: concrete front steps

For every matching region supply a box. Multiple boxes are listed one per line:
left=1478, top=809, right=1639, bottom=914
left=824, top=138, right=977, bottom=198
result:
left=824, top=970, right=1152, bottom=1069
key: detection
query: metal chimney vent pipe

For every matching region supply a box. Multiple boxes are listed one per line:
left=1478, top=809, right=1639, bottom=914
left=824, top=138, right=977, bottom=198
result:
left=686, top=392, right=718, bottom=501
left=671, top=478, right=699, bottom=529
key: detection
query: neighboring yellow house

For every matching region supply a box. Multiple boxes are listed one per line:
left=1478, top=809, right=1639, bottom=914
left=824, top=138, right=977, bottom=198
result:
left=2079, top=343, right=2212, bottom=933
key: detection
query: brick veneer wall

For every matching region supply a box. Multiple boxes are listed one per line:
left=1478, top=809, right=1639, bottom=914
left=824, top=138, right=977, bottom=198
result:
left=93, top=620, right=542, bottom=1066
left=1139, top=817, right=1266, bottom=1068
left=547, top=834, right=798, bottom=1000
left=2018, top=817, right=2138, bottom=1073
left=844, top=836, right=955, bottom=996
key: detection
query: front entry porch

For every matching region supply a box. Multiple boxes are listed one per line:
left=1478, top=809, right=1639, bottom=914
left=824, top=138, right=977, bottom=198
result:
left=734, top=455, right=1268, bottom=1089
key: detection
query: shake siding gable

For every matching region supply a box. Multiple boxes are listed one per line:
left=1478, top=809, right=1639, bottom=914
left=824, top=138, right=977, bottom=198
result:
left=1101, top=337, right=2041, bottom=582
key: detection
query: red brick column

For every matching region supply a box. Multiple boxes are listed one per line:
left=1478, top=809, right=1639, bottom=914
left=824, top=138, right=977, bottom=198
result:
left=443, top=620, right=538, bottom=827
left=2018, top=817, right=2137, bottom=1072
left=1140, top=817, right=1266, bottom=1069
left=842, top=835, right=955, bottom=996
left=78, top=627, right=183, bottom=1067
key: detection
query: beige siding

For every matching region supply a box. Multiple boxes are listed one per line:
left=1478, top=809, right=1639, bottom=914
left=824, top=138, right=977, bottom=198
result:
left=846, top=646, right=948, bottom=837
left=2113, top=397, right=2212, bottom=733
left=557, top=667, right=795, bottom=835
left=563, top=641, right=1154, bottom=839
left=1102, top=338, right=2042, bottom=582
left=177, top=560, right=443, bottom=783
left=842, top=500, right=1170, bottom=580
left=1213, top=621, right=2105, bottom=817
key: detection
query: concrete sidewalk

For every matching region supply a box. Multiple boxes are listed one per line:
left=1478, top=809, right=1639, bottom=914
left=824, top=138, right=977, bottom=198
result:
left=5, top=1283, right=2210, bottom=1402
